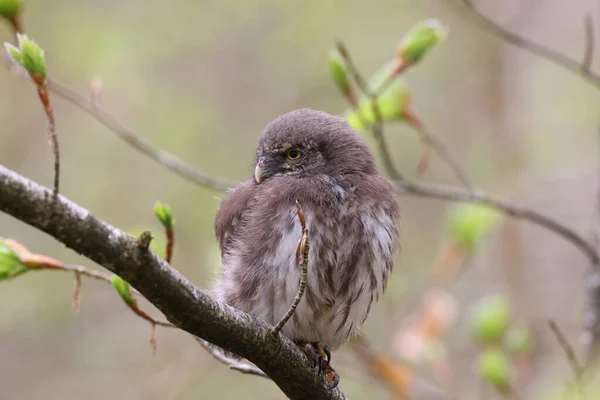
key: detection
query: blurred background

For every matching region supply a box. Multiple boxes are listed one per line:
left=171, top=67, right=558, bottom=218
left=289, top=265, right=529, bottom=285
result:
left=2, top=0, right=600, bottom=399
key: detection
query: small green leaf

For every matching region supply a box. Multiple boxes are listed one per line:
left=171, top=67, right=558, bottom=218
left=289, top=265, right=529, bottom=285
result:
left=328, top=49, right=351, bottom=97
left=5, top=34, right=47, bottom=80
left=344, top=61, right=411, bottom=131
left=477, top=347, right=512, bottom=392
left=470, top=294, right=511, bottom=343
left=0, top=238, right=28, bottom=280
left=154, top=202, right=173, bottom=229
left=447, top=204, right=500, bottom=251
left=4, top=42, right=21, bottom=63
left=111, top=275, right=134, bottom=306
left=18, top=34, right=46, bottom=79
left=398, top=19, right=447, bottom=63
left=0, top=0, right=22, bottom=19
left=504, top=327, right=534, bottom=355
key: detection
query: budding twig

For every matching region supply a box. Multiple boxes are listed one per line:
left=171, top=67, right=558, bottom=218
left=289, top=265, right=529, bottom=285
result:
left=38, top=82, right=60, bottom=198
left=4, top=238, right=175, bottom=353
left=271, top=201, right=309, bottom=336
left=335, top=41, right=404, bottom=181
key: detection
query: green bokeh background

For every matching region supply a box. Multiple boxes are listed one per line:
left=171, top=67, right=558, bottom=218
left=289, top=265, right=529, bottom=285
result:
left=2, top=0, right=600, bottom=399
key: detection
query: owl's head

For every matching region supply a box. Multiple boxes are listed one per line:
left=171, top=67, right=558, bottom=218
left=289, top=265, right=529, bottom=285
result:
left=254, top=109, right=376, bottom=183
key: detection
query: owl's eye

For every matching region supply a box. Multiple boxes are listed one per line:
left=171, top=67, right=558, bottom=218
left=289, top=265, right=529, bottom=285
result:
left=285, top=149, right=302, bottom=160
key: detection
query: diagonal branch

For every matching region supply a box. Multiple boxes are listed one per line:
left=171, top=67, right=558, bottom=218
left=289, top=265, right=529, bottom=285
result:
left=1, top=54, right=235, bottom=192
left=0, top=164, right=346, bottom=400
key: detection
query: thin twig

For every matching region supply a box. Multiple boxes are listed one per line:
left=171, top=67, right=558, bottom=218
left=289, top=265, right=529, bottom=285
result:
left=196, top=338, right=268, bottom=377
left=5, top=19, right=60, bottom=197
left=335, top=41, right=470, bottom=187
left=548, top=320, right=584, bottom=390
left=72, top=270, right=82, bottom=314
left=458, top=0, right=600, bottom=87
left=582, top=14, right=595, bottom=75
left=271, top=201, right=309, bottom=336
left=165, top=226, right=174, bottom=264
left=36, top=82, right=60, bottom=197
left=403, top=107, right=472, bottom=188
left=335, top=41, right=404, bottom=181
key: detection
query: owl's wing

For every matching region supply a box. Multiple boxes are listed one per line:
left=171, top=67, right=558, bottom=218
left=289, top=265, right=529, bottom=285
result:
left=214, top=180, right=256, bottom=256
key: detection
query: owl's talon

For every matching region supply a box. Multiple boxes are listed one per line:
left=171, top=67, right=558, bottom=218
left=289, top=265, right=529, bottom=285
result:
left=315, top=342, right=331, bottom=371
left=298, top=342, right=318, bottom=368
left=296, top=342, right=338, bottom=388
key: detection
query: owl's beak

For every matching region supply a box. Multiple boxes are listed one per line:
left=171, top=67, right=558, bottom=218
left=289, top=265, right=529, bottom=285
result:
left=254, top=159, right=264, bottom=183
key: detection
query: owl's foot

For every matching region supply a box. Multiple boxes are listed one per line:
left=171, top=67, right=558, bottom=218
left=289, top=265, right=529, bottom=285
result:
left=296, top=342, right=340, bottom=389
left=297, top=342, right=331, bottom=371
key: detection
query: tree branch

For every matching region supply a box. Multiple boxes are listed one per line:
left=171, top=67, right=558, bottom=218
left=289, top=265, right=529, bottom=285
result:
left=1, top=54, right=235, bottom=192
left=458, top=0, right=600, bottom=87
left=0, top=164, right=346, bottom=400
left=394, top=179, right=600, bottom=266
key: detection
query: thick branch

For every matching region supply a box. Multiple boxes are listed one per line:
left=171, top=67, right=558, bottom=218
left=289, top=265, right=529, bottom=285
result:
left=0, top=165, right=345, bottom=400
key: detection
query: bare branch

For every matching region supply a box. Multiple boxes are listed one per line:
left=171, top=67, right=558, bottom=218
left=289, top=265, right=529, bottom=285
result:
left=458, top=0, right=600, bottom=87
left=0, top=164, right=346, bottom=400
left=0, top=54, right=235, bottom=193
left=271, top=201, right=309, bottom=336
left=394, top=179, right=600, bottom=266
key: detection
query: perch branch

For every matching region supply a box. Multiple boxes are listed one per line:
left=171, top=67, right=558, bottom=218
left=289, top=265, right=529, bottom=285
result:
left=0, top=164, right=346, bottom=400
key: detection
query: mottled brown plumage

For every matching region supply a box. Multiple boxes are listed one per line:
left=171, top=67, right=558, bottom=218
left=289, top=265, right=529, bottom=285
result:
left=213, top=108, right=399, bottom=354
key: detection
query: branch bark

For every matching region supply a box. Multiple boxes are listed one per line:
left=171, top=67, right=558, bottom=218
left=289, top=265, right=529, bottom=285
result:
left=0, top=164, right=346, bottom=400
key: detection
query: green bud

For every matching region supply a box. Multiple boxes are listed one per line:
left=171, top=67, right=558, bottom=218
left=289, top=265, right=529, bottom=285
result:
left=344, top=60, right=411, bottom=131
left=111, top=275, right=134, bottom=306
left=4, top=33, right=47, bottom=80
left=504, top=327, right=534, bottom=355
left=447, top=204, right=500, bottom=251
left=127, top=228, right=165, bottom=259
left=328, top=49, right=351, bottom=96
left=0, top=0, right=22, bottom=19
left=0, top=238, right=28, bottom=280
left=154, top=202, right=173, bottom=229
left=470, top=295, right=511, bottom=343
left=345, top=83, right=410, bottom=132
left=398, top=19, right=447, bottom=63
left=477, top=347, right=512, bottom=392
